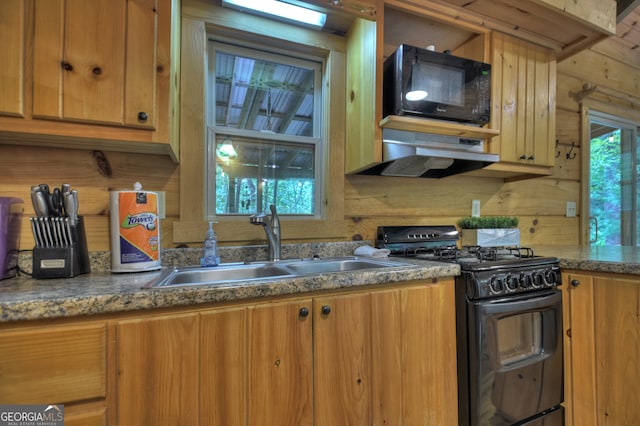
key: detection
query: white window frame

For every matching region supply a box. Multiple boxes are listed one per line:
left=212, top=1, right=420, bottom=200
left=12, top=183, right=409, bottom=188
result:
left=205, top=39, right=325, bottom=220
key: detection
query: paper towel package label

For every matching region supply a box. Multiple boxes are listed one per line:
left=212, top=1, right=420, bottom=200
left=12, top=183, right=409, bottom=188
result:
left=117, top=192, right=159, bottom=263
left=110, top=184, right=161, bottom=272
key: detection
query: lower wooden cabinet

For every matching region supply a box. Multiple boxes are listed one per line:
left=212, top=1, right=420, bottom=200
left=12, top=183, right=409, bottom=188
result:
left=116, top=313, right=200, bottom=425
left=0, top=322, right=108, bottom=423
left=115, top=279, right=458, bottom=425
left=563, top=270, right=640, bottom=425
left=369, top=284, right=459, bottom=425
left=247, top=299, right=313, bottom=425
left=0, top=278, right=458, bottom=425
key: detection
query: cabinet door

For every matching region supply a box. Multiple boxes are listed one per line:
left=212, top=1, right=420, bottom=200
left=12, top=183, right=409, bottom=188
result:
left=33, top=0, right=156, bottom=128
left=200, top=306, right=248, bottom=425
left=116, top=313, right=199, bottom=426
left=0, top=323, right=107, bottom=404
left=248, top=299, right=313, bottom=426
left=371, top=281, right=458, bottom=425
left=490, top=32, right=556, bottom=168
left=314, top=293, right=372, bottom=426
left=345, top=16, right=378, bottom=174
left=564, top=273, right=597, bottom=426
left=0, top=0, right=26, bottom=117
left=592, top=275, right=640, bottom=425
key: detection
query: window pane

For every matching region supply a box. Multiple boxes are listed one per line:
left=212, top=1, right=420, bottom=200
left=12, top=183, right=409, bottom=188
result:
left=214, top=136, right=315, bottom=215
left=590, top=127, right=622, bottom=245
left=589, top=113, right=640, bottom=246
left=214, top=49, right=316, bottom=136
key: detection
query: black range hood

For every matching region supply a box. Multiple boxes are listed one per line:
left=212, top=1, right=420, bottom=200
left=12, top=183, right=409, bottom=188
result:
left=357, top=128, right=499, bottom=178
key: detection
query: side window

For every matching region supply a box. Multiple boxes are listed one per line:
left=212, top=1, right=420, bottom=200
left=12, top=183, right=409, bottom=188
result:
left=588, top=111, right=640, bottom=245
left=206, top=41, right=323, bottom=217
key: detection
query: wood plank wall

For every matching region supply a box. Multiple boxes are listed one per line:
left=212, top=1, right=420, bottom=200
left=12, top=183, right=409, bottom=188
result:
left=0, top=146, right=179, bottom=252
left=3, top=19, right=639, bottom=253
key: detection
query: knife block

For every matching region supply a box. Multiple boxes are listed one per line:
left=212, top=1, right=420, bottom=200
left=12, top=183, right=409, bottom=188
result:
left=32, top=216, right=90, bottom=279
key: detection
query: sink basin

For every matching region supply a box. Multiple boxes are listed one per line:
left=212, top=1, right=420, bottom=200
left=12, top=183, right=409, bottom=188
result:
left=146, top=263, right=294, bottom=288
left=144, top=257, right=412, bottom=288
left=281, top=258, right=407, bottom=275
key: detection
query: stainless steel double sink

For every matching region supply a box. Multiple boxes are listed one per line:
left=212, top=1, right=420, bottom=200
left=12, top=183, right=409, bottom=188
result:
left=144, top=257, right=413, bottom=288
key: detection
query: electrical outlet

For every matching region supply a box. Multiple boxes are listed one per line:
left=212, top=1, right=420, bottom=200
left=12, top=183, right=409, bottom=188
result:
left=471, top=200, right=481, bottom=217
left=566, top=201, right=576, bottom=218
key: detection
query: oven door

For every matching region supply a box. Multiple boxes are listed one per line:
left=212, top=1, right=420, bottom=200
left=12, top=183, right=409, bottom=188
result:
left=468, top=290, right=563, bottom=425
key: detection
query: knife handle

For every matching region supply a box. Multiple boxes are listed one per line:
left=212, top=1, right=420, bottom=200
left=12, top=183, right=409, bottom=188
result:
left=33, top=189, right=49, bottom=218
left=65, top=190, right=78, bottom=225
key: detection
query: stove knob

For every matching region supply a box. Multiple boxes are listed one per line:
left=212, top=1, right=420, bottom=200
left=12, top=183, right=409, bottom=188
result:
left=489, top=276, right=504, bottom=294
left=505, top=274, right=519, bottom=292
left=531, top=271, right=544, bottom=288
left=544, top=269, right=558, bottom=286
left=520, top=273, right=533, bottom=289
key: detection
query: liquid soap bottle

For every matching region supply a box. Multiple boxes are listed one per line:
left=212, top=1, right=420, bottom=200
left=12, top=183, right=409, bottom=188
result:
left=200, top=221, right=220, bottom=267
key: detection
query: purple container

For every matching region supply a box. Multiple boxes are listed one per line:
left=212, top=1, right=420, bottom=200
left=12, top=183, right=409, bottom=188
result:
left=0, top=197, right=23, bottom=280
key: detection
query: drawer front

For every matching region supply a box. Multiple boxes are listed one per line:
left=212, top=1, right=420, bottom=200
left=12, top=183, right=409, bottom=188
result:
left=0, top=323, right=107, bottom=404
left=65, top=407, right=107, bottom=426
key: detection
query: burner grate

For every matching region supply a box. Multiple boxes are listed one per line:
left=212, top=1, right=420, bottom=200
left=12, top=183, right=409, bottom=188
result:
left=390, top=245, right=537, bottom=263
left=460, top=246, right=535, bottom=262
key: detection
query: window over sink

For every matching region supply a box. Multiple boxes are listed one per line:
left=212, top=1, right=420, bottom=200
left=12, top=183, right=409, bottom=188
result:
left=174, top=0, right=350, bottom=244
left=206, top=41, right=324, bottom=217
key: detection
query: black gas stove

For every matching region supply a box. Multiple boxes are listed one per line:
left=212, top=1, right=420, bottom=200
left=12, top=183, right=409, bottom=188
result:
left=376, top=225, right=561, bottom=299
left=377, top=226, right=565, bottom=425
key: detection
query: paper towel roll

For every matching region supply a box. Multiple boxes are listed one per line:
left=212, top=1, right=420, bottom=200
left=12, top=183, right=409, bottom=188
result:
left=110, top=183, right=161, bottom=272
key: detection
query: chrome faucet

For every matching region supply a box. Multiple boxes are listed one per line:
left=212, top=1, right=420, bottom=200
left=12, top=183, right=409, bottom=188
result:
left=250, top=204, right=281, bottom=261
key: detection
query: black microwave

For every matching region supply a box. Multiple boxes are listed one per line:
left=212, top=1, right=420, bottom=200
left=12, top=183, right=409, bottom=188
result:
left=383, top=44, right=491, bottom=126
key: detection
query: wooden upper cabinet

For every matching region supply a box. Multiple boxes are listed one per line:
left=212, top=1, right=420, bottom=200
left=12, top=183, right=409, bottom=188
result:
left=35, top=0, right=130, bottom=124
left=0, top=0, right=180, bottom=161
left=482, top=32, right=557, bottom=177
left=345, top=16, right=379, bottom=174
left=33, top=0, right=157, bottom=128
left=343, top=0, right=611, bottom=179
left=0, top=0, right=26, bottom=117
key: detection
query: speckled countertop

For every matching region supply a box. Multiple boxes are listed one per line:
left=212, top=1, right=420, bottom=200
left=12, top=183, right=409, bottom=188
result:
left=0, top=242, right=459, bottom=323
left=4, top=242, right=639, bottom=323
left=534, top=245, right=640, bottom=275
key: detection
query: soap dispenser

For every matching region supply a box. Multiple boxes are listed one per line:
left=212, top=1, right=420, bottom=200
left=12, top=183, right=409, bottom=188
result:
left=200, top=221, right=220, bottom=267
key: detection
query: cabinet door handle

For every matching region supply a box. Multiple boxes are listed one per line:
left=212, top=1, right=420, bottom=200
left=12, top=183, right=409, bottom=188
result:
left=138, top=112, right=149, bottom=122
left=571, top=279, right=580, bottom=287
left=321, top=305, right=331, bottom=315
left=299, top=307, right=309, bottom=318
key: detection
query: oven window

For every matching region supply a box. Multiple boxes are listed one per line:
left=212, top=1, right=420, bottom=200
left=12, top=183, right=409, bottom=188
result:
left=495, top=311, right=543, bottom=366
